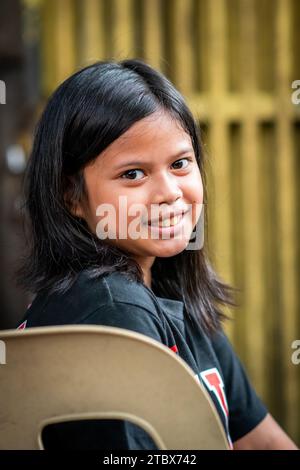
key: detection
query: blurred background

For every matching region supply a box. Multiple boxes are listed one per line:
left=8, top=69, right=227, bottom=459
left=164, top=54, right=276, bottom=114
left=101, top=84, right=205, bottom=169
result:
left=0, top=0, right=299, bottom=445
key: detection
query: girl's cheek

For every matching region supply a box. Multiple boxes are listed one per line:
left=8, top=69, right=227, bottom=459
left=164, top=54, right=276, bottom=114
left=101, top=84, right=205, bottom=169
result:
left=187, top=175, right=203, bottom=203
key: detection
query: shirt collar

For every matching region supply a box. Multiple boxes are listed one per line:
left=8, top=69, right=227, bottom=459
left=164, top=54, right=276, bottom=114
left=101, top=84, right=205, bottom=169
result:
left=155, top=296, right=184, bottom=321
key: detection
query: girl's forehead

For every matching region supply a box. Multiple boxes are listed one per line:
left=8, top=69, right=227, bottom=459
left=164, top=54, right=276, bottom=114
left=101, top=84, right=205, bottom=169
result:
left=101, top=112, right=192, bottom=156
left=121, top=111, right=187, bottom=139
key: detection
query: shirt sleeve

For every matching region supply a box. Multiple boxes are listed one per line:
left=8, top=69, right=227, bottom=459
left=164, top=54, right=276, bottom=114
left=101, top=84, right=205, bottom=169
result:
left=211, top=329, right=268, bottom=443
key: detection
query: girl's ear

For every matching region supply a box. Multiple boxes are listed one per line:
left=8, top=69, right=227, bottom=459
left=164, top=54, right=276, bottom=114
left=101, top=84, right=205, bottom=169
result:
left=70, top=202, right=85, bottom=219
left=64, top=176, right=86, bottom=220
left=66, top=196, right=85, bottom=220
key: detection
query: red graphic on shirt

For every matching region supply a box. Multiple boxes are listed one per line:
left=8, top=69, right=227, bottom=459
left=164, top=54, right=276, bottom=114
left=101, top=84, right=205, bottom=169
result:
left=169, top=344, right=178, bottom=354
left=17, top=320, right=27, bottom=330
left=197, top=369, right=233, bottom=449
left=200, top=368, right=229, bottom=418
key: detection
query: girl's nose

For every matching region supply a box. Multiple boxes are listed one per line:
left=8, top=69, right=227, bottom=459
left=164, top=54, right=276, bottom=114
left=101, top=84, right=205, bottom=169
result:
left=151, top=173, right=183, bottom=205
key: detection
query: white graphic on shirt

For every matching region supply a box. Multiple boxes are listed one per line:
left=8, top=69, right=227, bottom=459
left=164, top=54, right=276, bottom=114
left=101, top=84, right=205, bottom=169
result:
left=17, top=320, right=27, bottom=330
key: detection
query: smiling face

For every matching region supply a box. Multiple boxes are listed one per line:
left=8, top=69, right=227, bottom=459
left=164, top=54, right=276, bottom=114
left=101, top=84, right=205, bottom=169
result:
left=74, top=110, right=204, bottom=268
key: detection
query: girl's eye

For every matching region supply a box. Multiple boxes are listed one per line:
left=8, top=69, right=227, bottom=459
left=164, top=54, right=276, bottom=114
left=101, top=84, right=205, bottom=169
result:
left=120, top=169, right=145, bottom=180
left=171, top=157, right=191, bottom=170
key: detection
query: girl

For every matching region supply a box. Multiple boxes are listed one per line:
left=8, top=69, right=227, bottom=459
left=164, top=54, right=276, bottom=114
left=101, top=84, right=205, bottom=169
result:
left=16, top=59, right=297, bottom=450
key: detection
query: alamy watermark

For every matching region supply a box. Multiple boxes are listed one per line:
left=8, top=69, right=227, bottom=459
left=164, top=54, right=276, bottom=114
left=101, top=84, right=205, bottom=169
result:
left=0, top=80, right=6, bottom=104
left=0, top=340, right=6, bottom=364
left=291, top=80, right=300, bottom=105
left=93, top=198, right=205, bottom=250
left=291, top=340, right=300, bottom=365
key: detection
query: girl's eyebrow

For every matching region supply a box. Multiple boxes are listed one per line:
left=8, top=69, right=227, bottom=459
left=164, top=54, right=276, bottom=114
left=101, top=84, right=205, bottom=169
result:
left=113, top=147, right=194, bottom=170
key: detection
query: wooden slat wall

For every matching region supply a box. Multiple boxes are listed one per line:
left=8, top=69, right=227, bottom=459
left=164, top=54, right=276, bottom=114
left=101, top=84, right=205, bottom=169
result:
left=207, top=0, right=234, bottom=342
left=33, top=0, right=300, bottom=444
left=79, top=0, right=106, bottom=62
left=275, top=0, right=298, bottom=439
left=239, top=0, right=266, bottom=398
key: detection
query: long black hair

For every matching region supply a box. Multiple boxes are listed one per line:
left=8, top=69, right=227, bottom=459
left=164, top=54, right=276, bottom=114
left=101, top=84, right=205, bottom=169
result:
left=16, top=58, right=238, bottom=334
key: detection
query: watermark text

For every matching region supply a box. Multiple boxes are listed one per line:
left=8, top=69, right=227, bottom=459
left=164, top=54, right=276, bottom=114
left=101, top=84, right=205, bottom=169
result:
left=0, top=80, right=6, bottom=104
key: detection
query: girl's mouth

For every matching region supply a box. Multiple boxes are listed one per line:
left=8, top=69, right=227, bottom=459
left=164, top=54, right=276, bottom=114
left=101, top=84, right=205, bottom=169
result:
left=147, top=213, right=183, bottom=228
left=146, top=210, right=190, bottom=238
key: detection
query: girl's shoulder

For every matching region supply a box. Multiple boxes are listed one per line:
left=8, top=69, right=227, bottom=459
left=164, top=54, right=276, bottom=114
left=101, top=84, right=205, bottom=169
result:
left=99, top=271, right=159, bottom=313
left=17, top=270, right=161, bottom=328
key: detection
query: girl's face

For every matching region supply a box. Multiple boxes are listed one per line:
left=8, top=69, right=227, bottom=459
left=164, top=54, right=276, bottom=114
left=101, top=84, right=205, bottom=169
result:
left=75, top=110, right=203, bottom=264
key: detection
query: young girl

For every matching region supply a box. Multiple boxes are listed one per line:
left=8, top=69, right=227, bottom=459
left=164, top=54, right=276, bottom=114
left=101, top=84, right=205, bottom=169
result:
left=16, top=59, right=297, bottom=450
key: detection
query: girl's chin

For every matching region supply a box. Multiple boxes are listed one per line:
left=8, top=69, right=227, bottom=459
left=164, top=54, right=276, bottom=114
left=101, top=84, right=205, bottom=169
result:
left=143, top=238, right=190, bottom=258
left=106, top=232, right=193, bottom=258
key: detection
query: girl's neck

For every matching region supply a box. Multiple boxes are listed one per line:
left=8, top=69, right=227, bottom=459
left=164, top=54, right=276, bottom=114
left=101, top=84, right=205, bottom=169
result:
left=143, top=268, right=152, bottom=289
left=133, top=256, right=155, bottom=289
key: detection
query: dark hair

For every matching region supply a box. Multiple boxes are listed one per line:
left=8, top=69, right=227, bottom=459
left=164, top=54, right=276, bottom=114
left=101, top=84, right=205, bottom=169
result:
left=16, top=58, right=238, bottom=334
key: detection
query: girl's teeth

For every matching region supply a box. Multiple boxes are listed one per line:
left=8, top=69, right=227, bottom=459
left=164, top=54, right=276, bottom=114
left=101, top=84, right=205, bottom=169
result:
left=148, top=214, right=182, bottom=228
left=161, top=219, right=170, bottom=227
left=159, top=215, right=180, bottom=228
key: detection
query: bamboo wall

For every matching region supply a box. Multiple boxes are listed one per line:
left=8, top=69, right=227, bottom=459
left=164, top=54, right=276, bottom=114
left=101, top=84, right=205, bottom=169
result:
left=26, top=0, right=300, bottom=444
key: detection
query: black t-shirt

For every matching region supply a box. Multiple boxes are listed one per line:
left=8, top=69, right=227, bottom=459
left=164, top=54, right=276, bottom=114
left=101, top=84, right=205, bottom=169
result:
left=16, top=270, right=268, bottom=449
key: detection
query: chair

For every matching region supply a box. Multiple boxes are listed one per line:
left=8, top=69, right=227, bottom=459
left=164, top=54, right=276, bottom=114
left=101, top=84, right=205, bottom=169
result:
left=0, top=325, right=229, bottom=450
